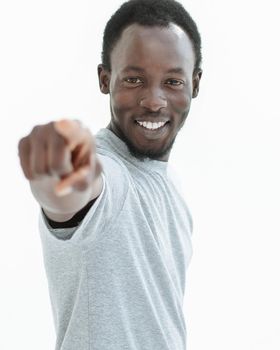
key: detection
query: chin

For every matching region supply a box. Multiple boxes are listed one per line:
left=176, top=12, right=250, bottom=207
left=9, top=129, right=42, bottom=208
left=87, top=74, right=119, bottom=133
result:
left=125, top=137, right=174, bottom=162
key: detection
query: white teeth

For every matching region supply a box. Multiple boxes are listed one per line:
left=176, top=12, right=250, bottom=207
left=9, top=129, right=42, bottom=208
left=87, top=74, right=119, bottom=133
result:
left=136, top=121, right=166, bottom=130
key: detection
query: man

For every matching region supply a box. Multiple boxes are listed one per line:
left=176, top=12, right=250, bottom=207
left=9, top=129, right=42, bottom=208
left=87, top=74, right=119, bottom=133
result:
left=18, top=0, right=202, bottom=349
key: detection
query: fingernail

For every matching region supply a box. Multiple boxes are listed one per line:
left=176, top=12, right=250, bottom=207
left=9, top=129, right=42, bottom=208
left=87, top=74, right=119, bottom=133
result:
left=55, top=186, right=73, bottom=197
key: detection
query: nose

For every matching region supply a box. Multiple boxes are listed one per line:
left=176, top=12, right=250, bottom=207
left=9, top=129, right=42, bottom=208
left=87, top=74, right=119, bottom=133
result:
left=139, top=87, right=167, bottom=111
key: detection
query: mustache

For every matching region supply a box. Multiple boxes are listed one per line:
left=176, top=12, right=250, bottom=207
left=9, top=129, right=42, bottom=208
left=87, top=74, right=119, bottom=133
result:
left=135, top=111, right=169, bottom=119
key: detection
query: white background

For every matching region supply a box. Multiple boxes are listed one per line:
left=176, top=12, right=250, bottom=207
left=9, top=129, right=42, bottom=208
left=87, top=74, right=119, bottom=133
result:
left=0, top=0, right=279, bottom=349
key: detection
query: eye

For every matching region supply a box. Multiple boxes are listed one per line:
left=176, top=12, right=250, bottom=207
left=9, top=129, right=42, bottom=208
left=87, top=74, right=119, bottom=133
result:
left=165, top=79, right=185, bottom=87
left=124, top=77, right=143, bottom=84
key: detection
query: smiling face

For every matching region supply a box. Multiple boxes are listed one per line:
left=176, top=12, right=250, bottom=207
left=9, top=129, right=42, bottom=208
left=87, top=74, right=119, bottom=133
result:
left=98, top=23, right=202, bottom=161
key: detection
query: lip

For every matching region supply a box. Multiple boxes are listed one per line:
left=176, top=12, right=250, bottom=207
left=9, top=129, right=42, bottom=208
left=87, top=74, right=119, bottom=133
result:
left=135, top=119, right=170, bottom=123
left=134, top=120, right=169, bottom=139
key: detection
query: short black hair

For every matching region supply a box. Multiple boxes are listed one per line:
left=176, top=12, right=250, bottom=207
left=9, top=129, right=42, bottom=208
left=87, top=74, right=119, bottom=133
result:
left=101, top=0, right=202, bottom=73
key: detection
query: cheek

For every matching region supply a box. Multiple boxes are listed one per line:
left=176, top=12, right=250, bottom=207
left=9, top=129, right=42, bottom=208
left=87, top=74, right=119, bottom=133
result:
left=111, top=89, right=136, bottom=114
left=170, top=92, right=191, bottom=114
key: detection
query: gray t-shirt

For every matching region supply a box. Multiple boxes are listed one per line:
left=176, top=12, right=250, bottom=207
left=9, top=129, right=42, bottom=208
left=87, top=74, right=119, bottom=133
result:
left=39, top=128, right=193, bottom=350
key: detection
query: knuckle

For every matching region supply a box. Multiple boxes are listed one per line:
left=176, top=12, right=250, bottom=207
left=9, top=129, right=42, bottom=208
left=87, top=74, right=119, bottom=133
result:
left=33, top=164, right=46, bottom=176
left=53, top=134, right=66, bottom=147
left=50, top=147, right=65, bottom=167
left=50, top=129, right=68, bottom=151
left=18, top=137, right=28, bottom=153
left=49, top=138, right=70, bottom=174
left=30, top=123, right=53, bottom=139
left=31, top=125, right=41, bottom=135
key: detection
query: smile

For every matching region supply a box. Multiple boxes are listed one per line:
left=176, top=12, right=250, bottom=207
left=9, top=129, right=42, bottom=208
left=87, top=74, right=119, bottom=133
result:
left=136, top=120, right=168, bottom=130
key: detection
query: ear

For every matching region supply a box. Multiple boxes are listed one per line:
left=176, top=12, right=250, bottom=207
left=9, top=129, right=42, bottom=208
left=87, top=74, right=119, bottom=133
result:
left=97, top=64, right=111, bottom=94
left=192, top=68, right=203, bottom=98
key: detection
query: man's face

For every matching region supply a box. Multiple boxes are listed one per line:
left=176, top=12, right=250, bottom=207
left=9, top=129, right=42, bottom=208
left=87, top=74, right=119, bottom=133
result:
left=98, top=23, right=202, bottom=161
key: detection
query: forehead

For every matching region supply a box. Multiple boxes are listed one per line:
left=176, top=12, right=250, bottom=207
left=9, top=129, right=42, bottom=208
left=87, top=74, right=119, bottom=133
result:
left=110, top=23, right=195, bottom=74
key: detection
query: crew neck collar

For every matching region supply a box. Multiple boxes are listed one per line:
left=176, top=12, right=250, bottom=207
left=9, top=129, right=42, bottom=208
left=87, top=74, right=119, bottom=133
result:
left=96, top=128, right=168, bottom=175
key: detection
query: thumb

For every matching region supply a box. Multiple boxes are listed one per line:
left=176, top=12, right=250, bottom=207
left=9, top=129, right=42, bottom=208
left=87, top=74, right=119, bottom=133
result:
left=54, top=166, right=90, bottom=196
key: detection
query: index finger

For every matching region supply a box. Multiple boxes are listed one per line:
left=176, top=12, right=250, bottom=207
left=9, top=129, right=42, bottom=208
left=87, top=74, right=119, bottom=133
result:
left=53, top=119, right=90, bottom=151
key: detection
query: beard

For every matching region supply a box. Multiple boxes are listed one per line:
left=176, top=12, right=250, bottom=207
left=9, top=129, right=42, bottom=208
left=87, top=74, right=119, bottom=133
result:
left=123, top=130, right=176, bottom=161
left=108, top=107, right=188, bottom=162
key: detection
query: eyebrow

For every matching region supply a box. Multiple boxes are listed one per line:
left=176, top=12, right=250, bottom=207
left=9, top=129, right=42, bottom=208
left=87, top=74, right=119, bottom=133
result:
left=166, top=67, right=185, bottom=74
left=121, top=66, right=185, bottom=74
left=122, top=66, right=145, bottom=73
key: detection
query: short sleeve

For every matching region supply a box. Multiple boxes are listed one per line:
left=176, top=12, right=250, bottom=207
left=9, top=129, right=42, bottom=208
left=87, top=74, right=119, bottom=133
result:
left=38, top=154, right=129, bottom=245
